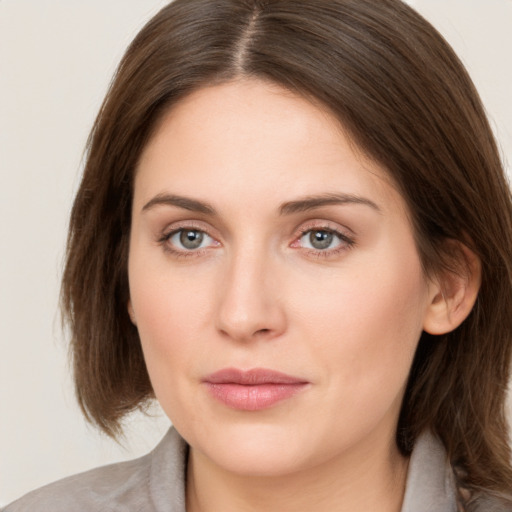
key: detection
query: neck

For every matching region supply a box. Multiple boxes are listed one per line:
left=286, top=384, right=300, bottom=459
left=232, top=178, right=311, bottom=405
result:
left=186, top=433, right=409, bottom=512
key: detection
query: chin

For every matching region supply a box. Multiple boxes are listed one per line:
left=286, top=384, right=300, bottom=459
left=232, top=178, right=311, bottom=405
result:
left=182, top=414, right=316, bottom=476
left=206, top=430, right=310, bottom=476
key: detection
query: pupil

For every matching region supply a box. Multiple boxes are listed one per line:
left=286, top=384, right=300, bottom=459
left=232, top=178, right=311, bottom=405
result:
left=180, top=230, right=203, bottom=249
left=310, top=230, right=333, bottom=250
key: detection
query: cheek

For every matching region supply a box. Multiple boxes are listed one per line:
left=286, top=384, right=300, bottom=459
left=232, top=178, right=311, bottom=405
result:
left=129, top=278, right=207, bottom=426
left=295, top=248, right=428, bottom=405
left=127, top=251, right=212, bottom=400
left=130, top=268, right=210, bottom=355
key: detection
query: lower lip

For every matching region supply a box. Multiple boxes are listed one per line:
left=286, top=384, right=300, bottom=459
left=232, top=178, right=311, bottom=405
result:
left=204, top=382, right=307, bottom=411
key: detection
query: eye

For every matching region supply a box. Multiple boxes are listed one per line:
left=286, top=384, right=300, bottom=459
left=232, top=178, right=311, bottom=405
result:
left=167, top=229, right=215, bottom=251
left=302, top=230, right=337, bottom=250
left=297, top=228, right=353, bottom=252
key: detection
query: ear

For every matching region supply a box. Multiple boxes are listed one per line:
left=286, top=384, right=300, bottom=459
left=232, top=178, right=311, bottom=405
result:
left=423, top=242, right=481, bottom=335
left=127, top=300, right=137, bottom=326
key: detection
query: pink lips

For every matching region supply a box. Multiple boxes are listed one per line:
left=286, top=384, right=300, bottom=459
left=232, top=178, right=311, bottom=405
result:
left=203, top=368, right=309, bottom=411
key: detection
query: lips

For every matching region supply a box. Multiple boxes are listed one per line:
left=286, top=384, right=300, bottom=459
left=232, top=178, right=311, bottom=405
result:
left=203, top=368, right=309, bottom=411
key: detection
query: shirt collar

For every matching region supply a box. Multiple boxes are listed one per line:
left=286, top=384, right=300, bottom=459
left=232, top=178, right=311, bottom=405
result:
left=401, top=431, right=457, bottom=512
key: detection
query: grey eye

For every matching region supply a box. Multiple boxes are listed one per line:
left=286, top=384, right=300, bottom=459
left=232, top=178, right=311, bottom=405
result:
left=309, top=231, right=334, bottom=249
left=169, top=229, right=213, bottom=250
left=180, top=230, right=203, bottom=249
left=300, top=230, right=344, bottom=251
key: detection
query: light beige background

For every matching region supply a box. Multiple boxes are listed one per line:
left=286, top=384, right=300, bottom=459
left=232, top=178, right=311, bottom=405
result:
left=1, top=0, right=511, bottom=505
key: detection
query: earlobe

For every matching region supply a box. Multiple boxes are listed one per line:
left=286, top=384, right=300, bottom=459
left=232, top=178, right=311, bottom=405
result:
left=128, top=300, right=137, bottom=326
left=423, top=243, right=481, bottom=335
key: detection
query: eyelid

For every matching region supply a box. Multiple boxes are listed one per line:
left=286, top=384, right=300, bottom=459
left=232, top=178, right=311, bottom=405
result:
left=293, top=219, right=355, bottom=239
left=158, top=219, right=219, bottom=240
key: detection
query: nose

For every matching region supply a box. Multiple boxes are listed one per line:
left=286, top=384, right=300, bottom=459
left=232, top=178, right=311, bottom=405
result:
left=215, top=248, right=287, bottom=343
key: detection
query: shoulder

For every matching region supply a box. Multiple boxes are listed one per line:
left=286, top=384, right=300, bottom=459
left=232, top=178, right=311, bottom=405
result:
left=2, top=427, right=188, bottom=512
left=2, top=454, right=152, bottom=512
left=401, top=431, right=512, bottom=512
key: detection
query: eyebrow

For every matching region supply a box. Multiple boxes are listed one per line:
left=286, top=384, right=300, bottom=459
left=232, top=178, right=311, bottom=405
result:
left=141, top=192, right=381, bottom=216
left=142, top=194, right=216, bottom=215
left=279, top=193, right=381, bottom=215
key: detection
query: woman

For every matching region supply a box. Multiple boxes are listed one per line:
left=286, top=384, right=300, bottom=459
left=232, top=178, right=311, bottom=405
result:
left=4, top=0, right=512, bottom=510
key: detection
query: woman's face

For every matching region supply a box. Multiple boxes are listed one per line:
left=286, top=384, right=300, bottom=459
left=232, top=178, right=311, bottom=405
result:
left=128, top=79, right=435, bottom=476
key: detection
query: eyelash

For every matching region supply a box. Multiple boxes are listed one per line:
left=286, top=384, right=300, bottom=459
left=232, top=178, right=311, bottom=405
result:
left=157, top=222, right=356, bottom=259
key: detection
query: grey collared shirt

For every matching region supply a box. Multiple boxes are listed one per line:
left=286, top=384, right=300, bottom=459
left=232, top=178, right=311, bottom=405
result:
left=2, top=428, right=459, bottom=511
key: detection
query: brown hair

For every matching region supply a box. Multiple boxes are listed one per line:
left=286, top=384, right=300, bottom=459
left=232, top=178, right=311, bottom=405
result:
left=62, top=0, right=512, bottom=504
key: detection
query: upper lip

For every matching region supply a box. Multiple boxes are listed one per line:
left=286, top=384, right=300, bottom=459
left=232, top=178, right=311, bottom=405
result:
left=204, top=367, right=308, bottom=385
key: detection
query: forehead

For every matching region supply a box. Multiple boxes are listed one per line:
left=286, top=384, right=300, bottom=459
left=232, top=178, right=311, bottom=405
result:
left=134, top=79, right=404, bottom=218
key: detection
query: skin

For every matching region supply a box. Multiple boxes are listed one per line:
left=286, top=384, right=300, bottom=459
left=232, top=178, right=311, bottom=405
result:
left=127, top=79, right=474, bottom=512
